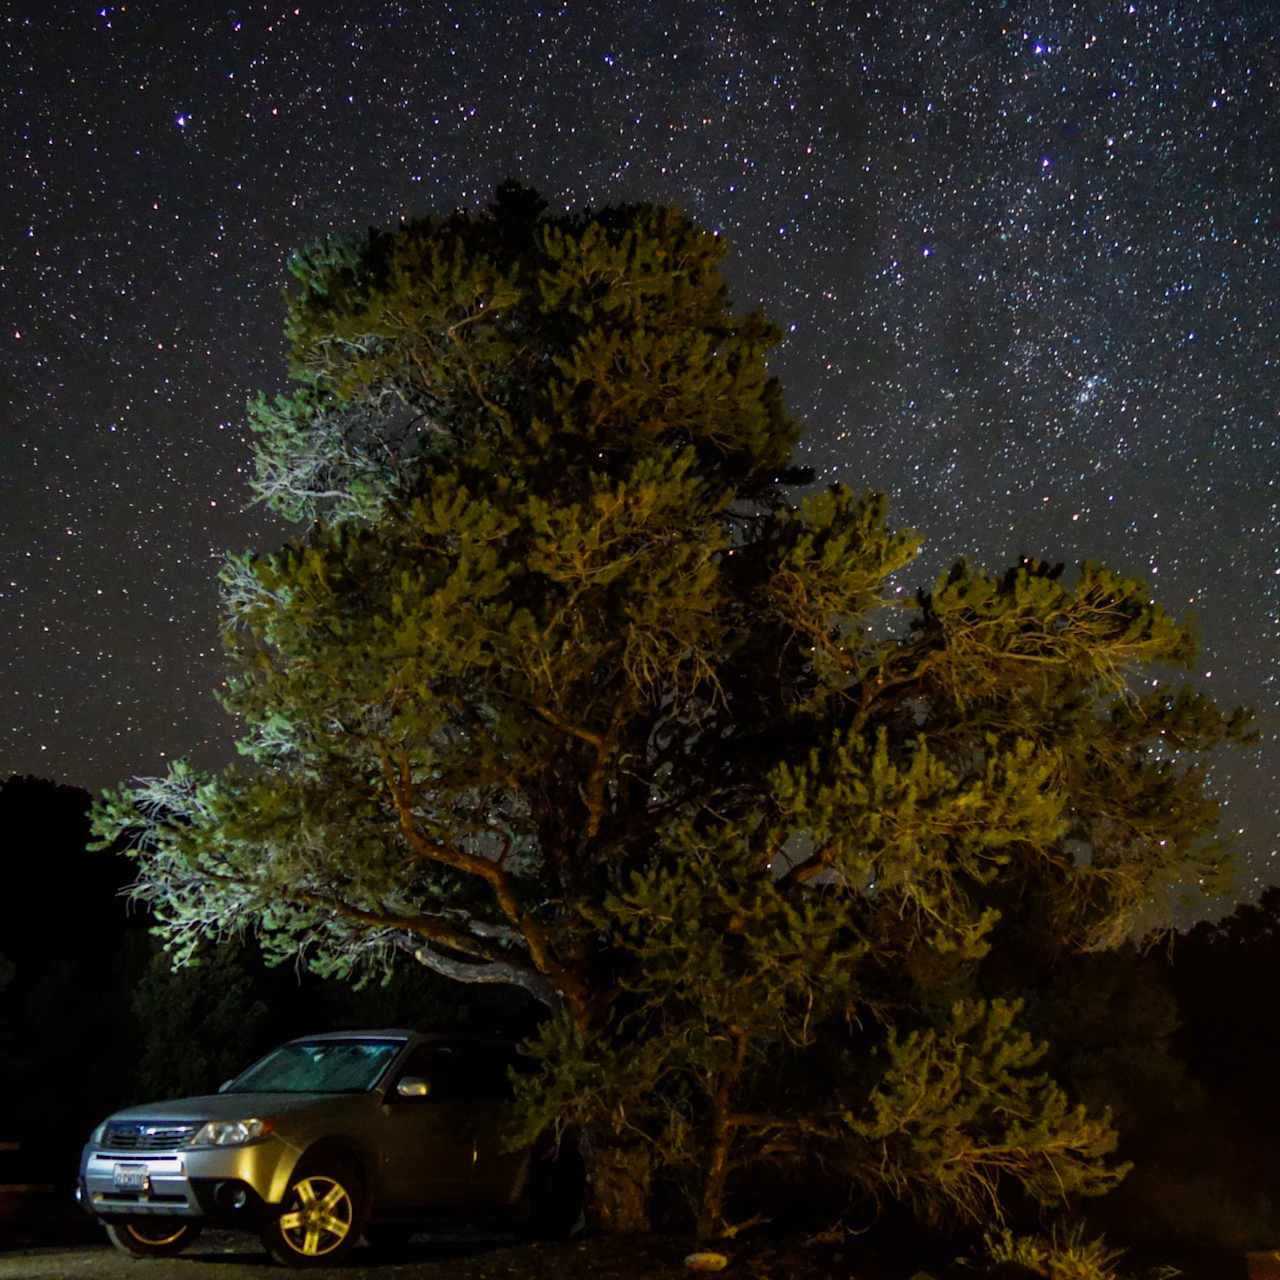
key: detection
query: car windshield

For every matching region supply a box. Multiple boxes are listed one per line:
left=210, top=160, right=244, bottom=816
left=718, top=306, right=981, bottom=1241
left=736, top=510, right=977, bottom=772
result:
left=223, top=1039, right=403, bottom=1094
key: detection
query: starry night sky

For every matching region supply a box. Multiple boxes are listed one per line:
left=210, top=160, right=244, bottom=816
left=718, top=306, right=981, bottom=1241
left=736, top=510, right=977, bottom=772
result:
left=2, top=2, right=1276, bottom=888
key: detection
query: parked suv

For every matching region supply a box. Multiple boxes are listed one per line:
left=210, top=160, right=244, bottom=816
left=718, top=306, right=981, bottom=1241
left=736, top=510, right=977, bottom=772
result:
left=77, top=1029, right=581, bottom=1267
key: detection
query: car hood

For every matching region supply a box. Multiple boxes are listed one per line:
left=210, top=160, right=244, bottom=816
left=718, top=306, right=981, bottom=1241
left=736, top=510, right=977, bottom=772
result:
left=108, top=1092, right=375, bottom=1123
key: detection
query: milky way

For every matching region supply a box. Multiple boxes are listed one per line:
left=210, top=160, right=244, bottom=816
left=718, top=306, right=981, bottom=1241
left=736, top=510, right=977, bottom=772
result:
left=2, top=2, right=1276, bottom=890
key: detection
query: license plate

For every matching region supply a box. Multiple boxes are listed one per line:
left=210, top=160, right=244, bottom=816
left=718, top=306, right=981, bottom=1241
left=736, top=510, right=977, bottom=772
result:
left=113, top=1164, right=149, bottom=1191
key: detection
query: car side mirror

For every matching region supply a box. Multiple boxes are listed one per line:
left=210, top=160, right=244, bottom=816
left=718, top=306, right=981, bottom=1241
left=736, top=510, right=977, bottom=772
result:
left=397, top=1076, right=431, bottom=1099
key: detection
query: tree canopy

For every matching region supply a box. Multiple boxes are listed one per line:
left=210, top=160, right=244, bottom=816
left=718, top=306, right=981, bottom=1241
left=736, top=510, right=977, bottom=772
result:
left=93, top=184, right=1252, bottom=1236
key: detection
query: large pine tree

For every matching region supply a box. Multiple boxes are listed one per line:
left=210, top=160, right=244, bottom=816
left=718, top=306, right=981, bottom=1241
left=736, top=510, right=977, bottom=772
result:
left=95, top=185, right=1251, bottom=1235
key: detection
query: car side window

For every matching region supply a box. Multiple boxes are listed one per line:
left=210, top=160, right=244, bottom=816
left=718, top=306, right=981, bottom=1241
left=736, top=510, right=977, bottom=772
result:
left=394, top=1043, right=517, bottom=1103
left=447, top=1046, right=517, bottom=1103
left=395, top=1045, right=461, bottom=1101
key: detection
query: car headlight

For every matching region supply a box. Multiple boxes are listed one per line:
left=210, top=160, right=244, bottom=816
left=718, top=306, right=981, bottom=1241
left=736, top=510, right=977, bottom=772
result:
left=89, top=1121, right=108, bottom=1144
left=190, top=1118, right=273, bottom=1147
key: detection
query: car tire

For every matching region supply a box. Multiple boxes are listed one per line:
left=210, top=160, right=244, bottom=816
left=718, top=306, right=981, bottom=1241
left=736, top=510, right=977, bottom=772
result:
left=525, top=1141, right=586, bottom=1240
left=260, top=1160, right=368, bottom=1268
left=104, top=1218, right=202, bottom=1258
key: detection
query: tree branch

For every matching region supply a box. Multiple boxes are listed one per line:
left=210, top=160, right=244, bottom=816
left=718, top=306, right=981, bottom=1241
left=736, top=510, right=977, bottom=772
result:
left=376, top=743, right=593, bottom=1025
left=283, top=886, right=518, bottom=969
left=533, top=704, right=607, bottom=749
left=399, top=937, right=560, bottom=1009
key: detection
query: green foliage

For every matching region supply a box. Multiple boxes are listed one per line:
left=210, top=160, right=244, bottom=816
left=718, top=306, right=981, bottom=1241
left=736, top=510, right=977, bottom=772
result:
left=847, top=1000, right=1128, bottom=1224
left=91, top=187, right=1251, bottom=1238
left=980, top=1225, right=1131, bottom=1280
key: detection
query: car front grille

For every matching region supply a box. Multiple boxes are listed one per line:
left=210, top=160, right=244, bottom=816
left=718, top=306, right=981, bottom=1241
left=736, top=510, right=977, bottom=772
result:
left=102, top=1122, right=200, bottom=1151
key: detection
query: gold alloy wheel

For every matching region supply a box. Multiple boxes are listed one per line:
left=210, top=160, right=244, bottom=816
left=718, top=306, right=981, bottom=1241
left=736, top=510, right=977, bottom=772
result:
left=126, top=1221, right=190, bottom=1247
left=277, top=1174, right=355, bottom=1257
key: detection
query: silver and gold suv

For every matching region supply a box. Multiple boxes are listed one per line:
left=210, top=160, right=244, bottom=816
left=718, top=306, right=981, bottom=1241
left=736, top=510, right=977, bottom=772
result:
left=77, top=1029, right=580, bottom=1267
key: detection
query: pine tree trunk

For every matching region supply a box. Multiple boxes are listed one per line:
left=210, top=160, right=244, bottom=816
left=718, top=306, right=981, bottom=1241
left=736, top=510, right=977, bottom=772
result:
left=697, top=1125, right=731, bottom=1239
left=582, top=1130, right=652, bottom=1233
left=697, top=1027, right=748, bottom=1238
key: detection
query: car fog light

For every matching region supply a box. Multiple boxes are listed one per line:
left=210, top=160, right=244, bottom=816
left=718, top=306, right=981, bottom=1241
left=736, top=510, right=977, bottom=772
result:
left=215, top=1181, right=249, bottom=1210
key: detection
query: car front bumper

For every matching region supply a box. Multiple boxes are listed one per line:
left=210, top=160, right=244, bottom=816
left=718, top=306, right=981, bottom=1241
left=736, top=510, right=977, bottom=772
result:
left=79, top=1139, right=294, bottom=1224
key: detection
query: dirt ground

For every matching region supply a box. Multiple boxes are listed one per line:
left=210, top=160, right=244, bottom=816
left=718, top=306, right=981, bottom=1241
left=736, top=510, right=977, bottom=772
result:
left=0, top=1230, right=906, bottom=1280
left=0, top=1200, right=1257, bottom=1280
left=0, top=1232, right=1261, bottom=1280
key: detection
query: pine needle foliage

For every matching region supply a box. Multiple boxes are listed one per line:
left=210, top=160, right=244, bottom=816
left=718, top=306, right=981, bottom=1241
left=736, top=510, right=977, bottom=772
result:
left=92, top=185, right=1251, bottom=1236
left=980, top=1224, right=1135, bottom=1280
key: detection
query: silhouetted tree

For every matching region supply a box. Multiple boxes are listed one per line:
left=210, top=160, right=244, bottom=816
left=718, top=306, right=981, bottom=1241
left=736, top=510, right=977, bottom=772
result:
left=0, top=776, right=141, bottom=1180
left=1171, top=887, right=1280, bottom=1125
left=130, top=933, right=538, bottom=1102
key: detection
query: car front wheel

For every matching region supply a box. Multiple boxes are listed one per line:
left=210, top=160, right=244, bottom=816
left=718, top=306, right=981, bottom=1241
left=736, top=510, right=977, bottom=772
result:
left=105, top=1218, right=202, bottom=1258
left=261, top=1163, right=367, bottom=1268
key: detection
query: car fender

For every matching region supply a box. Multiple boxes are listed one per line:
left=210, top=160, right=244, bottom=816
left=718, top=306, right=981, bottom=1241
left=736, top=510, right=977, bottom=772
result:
left=270, top=1135, right=374, bottom=1205
left=261, top=1136, right=306, bottom=1206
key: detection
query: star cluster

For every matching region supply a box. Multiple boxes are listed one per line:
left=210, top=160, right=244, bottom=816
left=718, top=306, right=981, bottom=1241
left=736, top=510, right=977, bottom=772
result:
left=2, top=2, right=1276, bottom=885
